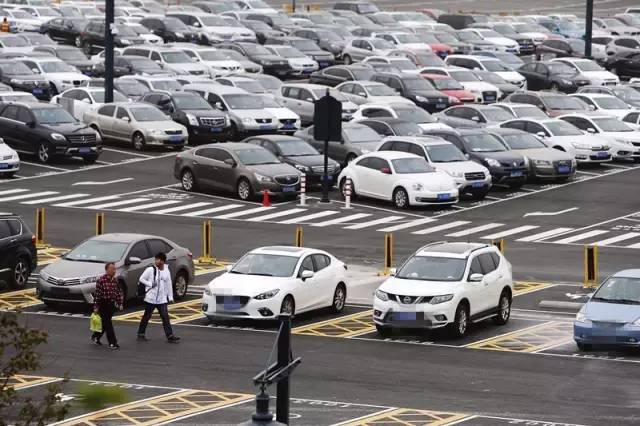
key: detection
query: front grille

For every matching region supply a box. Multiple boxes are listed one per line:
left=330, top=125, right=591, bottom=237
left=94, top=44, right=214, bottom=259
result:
left=482, top=91, right=497, bottom=101
left=1, top=155, right=12, bottom=160
left=189, top=70, right=205, bottom=75
left=165, top=130, right=182, bottom=135
left=603, top=81, right=617, bottom=86
left=274, top=174, right=299, bottom=185
left=311, top=165, right=337, bottom=174
left=256, top=118, right=272, bottom=124
left=66, top=134, right=97, bottom=144
left=591, top=146, right=609, bottom=151
left=280, top=118, right=296, bottom=125
left=132, top=39, right=144, bottom=45
left=73, top=80, right=81, bottom=86
left=632, top=142, right=640, bottom=147
left=500, top=161, right=525, bottom=168
left=464, top=172, right=485, bottom=180
left=215, top=295, right=250, bottom=308
left=46, top=276, right=81, bottom=286
left=200, top=117, right=226, bottom=127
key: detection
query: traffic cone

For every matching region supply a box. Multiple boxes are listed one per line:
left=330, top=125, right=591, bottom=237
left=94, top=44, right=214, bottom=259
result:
left=262, top=190, right=270, bottom=207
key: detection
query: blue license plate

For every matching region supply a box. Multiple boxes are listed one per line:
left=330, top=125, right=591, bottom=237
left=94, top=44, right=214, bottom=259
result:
left=437, top=193, right=450, bottom=200
left=597, top=151, right=609, bottom=158
left=394, top=312, right=416, bottom=321
left=558, top=165, right=571, bottom=174
left=436, top=103, right=446, bottom=109
left=260, top=124, right=273, bottom=130
left=318, top=61, right=328, bottom=67
left=302, top=69, right=313, bottom=74
left=211, top=127, right=222, bottom=133
left=79, top=148, right=90, bottom=154
left=472, top=182, right=484, bottom=188
left=32, top=88, right=43, bottom=95
left=221, top=296, right=241, bottom=310
left=282, top=186, right=296, bottom=193
left=510, top=171, right=523, bottom=177
left=169, top=136, right=182, bottom=143
left=282, top=124, right=295, bottom=129
left=0, top=163, right=8, bottom=169
left=485, top=96, right=495, bottom=102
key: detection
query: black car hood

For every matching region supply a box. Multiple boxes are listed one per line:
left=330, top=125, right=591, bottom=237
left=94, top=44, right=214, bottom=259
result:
left=284, top=154, right=338, bottom=167
left=253, top=54, right=287, bottom=63
left=471, top=150, right=523, bottom=162
left=41, top=122, right=94, bottom=134
left=182, top=109, right=226, bottom=118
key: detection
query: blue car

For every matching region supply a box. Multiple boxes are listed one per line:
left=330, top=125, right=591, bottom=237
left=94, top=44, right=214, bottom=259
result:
left=574, top=269, right=640, bottom=351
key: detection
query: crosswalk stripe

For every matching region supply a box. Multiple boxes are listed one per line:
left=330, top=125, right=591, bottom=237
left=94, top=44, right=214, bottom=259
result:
left=553, top=230, right=609, bottom=244
left=0, top=188, right=28, bottom=196
left=593, top=232, right=640, bottom=246
left=481, top=225, right=540, bottom=240
left=343, top=216, right=405, bottom=230
left=247, top=208, right=308, bottom=222
left=21, top=194, right=88, bottom=205
left=182, top=204, right=244, bottom=217
left=516, top=227, right=574, bottom=242
left=85, top=198, right=150, bottom=210
left=118, top=200, right=183, bottom=212
left=214, top=206, right=274, bottom=219
left=55, top=195, right=121, bottom=207
left=446, top=223, right=503, bottom=237
left=412, top=221, right=471, bottom=235
left=377, top=217, right=435, bottom=232
left=279, top=211, right=340, bottom=224
left=625, top=241, right=640, bottom=249
left=0, top=191, right=58, bottom=202
left=153, top=202, right=212, bottom=214
left=311, top=213, right=371, bottom=227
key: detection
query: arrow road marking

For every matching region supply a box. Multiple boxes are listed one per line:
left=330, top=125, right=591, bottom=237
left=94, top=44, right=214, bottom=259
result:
left=524, top=207, right=578, bottom=217
left=73, top=178, right=134, bottom=186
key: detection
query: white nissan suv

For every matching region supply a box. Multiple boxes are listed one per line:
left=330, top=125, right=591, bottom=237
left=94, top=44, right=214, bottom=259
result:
left=373, top=242, right=514, bottom=338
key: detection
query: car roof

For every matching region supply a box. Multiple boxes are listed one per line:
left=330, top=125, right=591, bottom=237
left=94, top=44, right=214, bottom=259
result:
left=383, top=135, right=449, bottom=146
left=364, top=150, right=421, bottom=160
left=572, top=93, right=616, bottom=99
left=0, top=101, right=60, bottom=109
left=251, top=135, right=304, bottom=142
left=487, top=127, right=530, bottom=136
left=183, top=83, right=246, bottom=95
left=612, top=269, right=640, bottom=278
left=197, top=142, right=261, bottom=151
left=91, top=233, right=160, bottom=243
left=281, top=82, right=327, bottom=90
left=417, top=242, right=489, bottom=258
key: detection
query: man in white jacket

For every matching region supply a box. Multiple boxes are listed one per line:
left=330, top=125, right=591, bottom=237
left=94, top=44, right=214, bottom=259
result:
left=137, top=252, right=180, bottom=343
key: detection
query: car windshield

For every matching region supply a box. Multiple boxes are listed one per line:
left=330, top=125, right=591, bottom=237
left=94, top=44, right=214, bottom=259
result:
left=0, top=93, right=37, bottom=102
left=594, top=96, right=631, bottom=110
left=417, top=34, right=439, bottom=43
left=40, top=61, right=75, bottom=73
left=10, top=10, right=33, bottom=18
left=130, top=106, right=167, bottom=121
left=388, top=122, right=422, bottom=136
left=493, top=52, right=524, bottom=66
left=115, top=80, right=147, bottom=96
left=371, top=39, right=394, bottom=49
left=276, top=139, right=318, bottom=156
left=449, top=70, right=480, bottom=82
left=493, top=24, right=518, bottom=36
left=128, top=57, right=162, bottom=69
left=425, top=143, right=467, bottom=162
left=35, top=7, right=59, bottom=16
left=236, top=147, right=280, bottom=165
left=430, top=77, right=463, bottom=90
left=165, top=17, right=189, bottom=31
left=545, top=121, right=583, bottom=136
left=223, top=93, right=262, bottom=109
left=482, top=107, right=514, bottom=121
left=395, top=33, right=422, bottom=44
left=269, top=14, right=295, bottom=26
left=0, top=36, right=29, bottom=47
left=307, top=14, right=334, bottom=25
left=351, top=68, right=374, bottom=80
left=151, top=80, right=181, bottom=91
left=371, top=13, right=395, bottom=24
left=513, top=23, right=540, bottom=32
left=316, top=30, right=343, bottom=42
left=500, top=133, right=546, bottom=149
left=200, top=16, right=226, bottom=26
left=592, top=276, right=640, bottom=304
left=396, top=106, right=436, bottom=123
left=242, top=44, right=271, bottom=56
left=161, top=51, right=192, bottom=64
left=131, top=24, right=151, bottom=35
left=392, top=157, right=434, bottom=173
left=116, top=25, right=137, bottom=37
left=414, top=53, right=444, bottom=67
left=481, top=60, right=511, bottom=72
left=463, top=134, right=507, bottom=152
left=435, top=33, right=457, bottom=43
left=592, top=117, right=633, bottom=132
left=568, top=40, right=585, bottom=52
left=613, top=87, right=640, bottom=103
left=57, top=49, right=87, bottom=61
left=572, top=60, right=602, bottom=72
left=343, top=126, right=379, bottom=142
left=0, top=62, right=33, bottom=75
left=513, top=105, right=547, bottom=118
left=234, top=80, right=265, bottom=93
left=545, top=96, right=588, bottom=110
left=291, top=39, right=319, bottom=51
left=273, top=46, right=305, bottom=58
left=396, top=256, right=467, bottom=281
left=64, top=240, right=129, bottom=263
left=476, top=71, right=507, bottom=84
left=390, top=59, right=417, bottom=71
left=366, top=84, right=396, bottom=96
left=457, top=31, right=481, bottom=41
left=173, top=94, right=212, bottom=110
left=33, top=108, right=76, bottom=124
left=403, top=78, right=433, bottom=90
left=92, top=91, right=127, bottom=103
left=547, top=62, right=576, bottom=74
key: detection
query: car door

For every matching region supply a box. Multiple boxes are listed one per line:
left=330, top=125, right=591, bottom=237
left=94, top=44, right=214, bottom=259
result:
left=95, top=104, right=116, bottom=138
left=112, top=106, right=133, bottom=141
left=122, top=240, right=153, bottom=295
left=0, top=105, right=20, bottom=150
left=191, top=147, right=218, bottom=188
left=465, top=255, right=488, bottom=316
left=211, top=147, right=237, bottom=191
left=14, top=106, right=36, bottom=154
left=350, top=157, right=375, bottom=196
left=478, top=252, right=501, bottom=312
left=295, top=255, right=317, bottom=312
left=297, top=88, right=315, bottom=122
left=533, top=63, right=550, bottom=90
left=0, top=219, right=21, bottom=281
left=367, top=156, right=393, bottom=199
left=311, top=253, right=336, bottom=308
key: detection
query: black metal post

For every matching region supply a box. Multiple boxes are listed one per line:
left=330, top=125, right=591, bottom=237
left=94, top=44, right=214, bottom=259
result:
left=321, top=138, right=329, bottom=203
left=585, top=0, right=593, bottom=58
left=292, top=0, right=296, bottom=13
left=104, top=0, right=114, bottom=103
left=275, top=315, right=291, bottom=424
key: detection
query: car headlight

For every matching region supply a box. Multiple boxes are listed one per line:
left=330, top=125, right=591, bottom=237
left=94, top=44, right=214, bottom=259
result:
left=632, top=317, right=640, bottom=326
left=81, top=275, right=102, bottom=284
left=254, top=173, right=273, bottom=183
left=485, top=158, right=501, bottom=167
left=448, top=96, right=459, bottom=103
left=51, top=133, right=66, bottom=141
left=430, top=294, right=454, bottom=304
left=446, top=170, right=464, bottom=178
left=254, top=289, right=280, bottom=300
left=149, top=129, right=160, bottom=135
left=121, top=39, right=132, bottom=45
left=533, top=159, right=551, bottom=166
left=294, top=164, right=311, bottom=173
left=360, top=149, right=371, bottom=154
left=412, top=182, right=423, bottom=190
left=575, top=308, right=591, bottom=323
left=242, top=117, right=254, bottom=124
left=175, top=32, right=184, bottom=38
left=375, top=289, right=389, bottom=301
left=560, top=79, right=573, bottom=85
left=186, top=113, right=199, bottom=126
left=415, top=95, right=427, bottom=102
left=12, top=151, right=19, bottom=160
left=10, top=78, right=19, bottom=84
left=262, top=60, right=273, bottom=66
left=572, top=142, right=591, bottom=150
left=204, top=287, right=212, bottom=296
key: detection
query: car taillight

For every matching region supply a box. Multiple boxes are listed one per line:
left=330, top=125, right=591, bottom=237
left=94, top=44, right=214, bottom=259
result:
left=31, top=235, right=36, bottom=244
left=187, top=251, right=192, bottom=258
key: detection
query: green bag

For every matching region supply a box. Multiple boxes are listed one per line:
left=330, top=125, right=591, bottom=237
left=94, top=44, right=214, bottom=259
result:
left=90, top=312, right=102, bottom=333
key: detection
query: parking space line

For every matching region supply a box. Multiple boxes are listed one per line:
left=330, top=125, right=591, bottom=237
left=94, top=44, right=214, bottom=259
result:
left=411, top=221, right=471, bottom=235
left=153, top=202, right=212, bottom=215
left=553, top=229, right=609, bottom=244
left=214, top=206, right=274, bottom=219
left=247, top=208, right=308, bottom=221
left=593, top=232, right=640, bottom=246
left=513, top=281, right=554, bottom=296
left=2, top=375, right=61, bottom=390
left=21, top=161, right=70, bottom=172
left=464, top=321, right=573, bottom=353
left=279, top=210, right=339, bottom=224
left=38, top=246, right=70, bottom=265
left=311, top=213, right=372, bottom=227
left=55, top=195, right=121, bottom=207
left=22, top=194, right=89, bottom=205
left=344, top=216, right=405, bottom=230
left=0, top=288, right=42, bottom=311
left=118, top=200, right=183, bottom=212
left=516, top=227, right=574, bottom=242
left=182, top=204, right=244, bottom=217
left=0, top=188, right=28, bottom=196
left=115, top=300, right=204, bottom=324
left=293, top=310, right=375, bottom=338
left=481, top=225, right=540, bottom=239
left=446, top=223, right=503, bottom=237
left=101, top=147, right=154, bottom=158
left=0, top=191, right=58, bottom=202
left=338, top=408, right=470, bottom=426
left=85, top=197, right=150, bottom=210
left=377, top=217, right=435, bottom=232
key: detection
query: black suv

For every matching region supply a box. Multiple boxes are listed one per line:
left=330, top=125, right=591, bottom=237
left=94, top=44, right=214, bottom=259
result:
left=242, top=19, right=285, bottom=44
left=0, top=60, right=51, bottom=100
left=217, top=42, right=290, bottom=76
left=0, top=213, right=37, bottom=290
left=141, top=91, right=231, bottom=143
left=112, top=55, right=170, bottom=77
left=0, top=102, right=102, bottom=164
left=33, top=46, right=94, bottom=75
left=308, top=64, right=374, bottom=86
left=139, top=17, right=199, bottom=43
left=371, top=72, right=454, bottom=113
left=41, top=17, right=88, bottom=47
left=292, top=28, right=346, bottom=59
left=79, top=20, right=145, bottom=55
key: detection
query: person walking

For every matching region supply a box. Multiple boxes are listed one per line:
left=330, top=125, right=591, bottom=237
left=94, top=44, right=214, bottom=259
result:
left=0, top=18, right=10, bottom=33
left=137, top=252, right=180, bottom=343
left=93, top=262, right=123, bottom=350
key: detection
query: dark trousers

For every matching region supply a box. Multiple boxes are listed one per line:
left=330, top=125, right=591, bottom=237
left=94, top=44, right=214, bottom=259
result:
left=97, top=302, right=117, bottom=346
left=137, top=302, right=173, bottom=338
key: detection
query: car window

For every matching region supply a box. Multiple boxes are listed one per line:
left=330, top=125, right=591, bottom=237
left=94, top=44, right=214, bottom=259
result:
left=299, top=255, right=315, bottom=275
left=213, top=148, right=233, bottom=162
left=0, top=220, right=12, bottom=239
left=312, top=254, right=330, bottom=271
left=489, top=252, right=500, bottom=268
left=355, top=157, right=372, bottom=168
left=115, top=107, right=130, bottom=120
left=147, top=238, right=173, bottom=255
left=468, top=256, right=482, bottom=277
left=392, top=141, right=411, bottom=152
left=1, top=105, right=19, bottom=120
left=128, top=241, right=151, bottom=259
left=409, top=144, right=424, bottom=157
left=15, top=107, right=31, bottom=124
left=623, top=112, right=640, bottom=123
left=368, top=157, right=389, bottom=170
left=98, top=105, right=116, bottom=116
left=478, top=253, right=497, bottom=274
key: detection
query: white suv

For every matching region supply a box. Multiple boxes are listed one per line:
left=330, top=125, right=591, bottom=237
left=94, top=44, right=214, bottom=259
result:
left=373, top=242, right=514, bottom=338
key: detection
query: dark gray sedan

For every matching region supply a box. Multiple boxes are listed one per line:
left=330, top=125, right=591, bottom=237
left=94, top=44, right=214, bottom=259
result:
left=174, top=142, right=301, bottom=201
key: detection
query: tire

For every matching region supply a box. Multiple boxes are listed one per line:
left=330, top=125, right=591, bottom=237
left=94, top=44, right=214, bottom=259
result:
left=181, top=168, right=197, bottom=191
left=132, top=132, right=146, bottom=151
left=9, top=256, right=30, bottom=289
left=74, top=36, right=81, bottom=47
left=550, top=82, right=560, bottom=92
left=577, top=342, right=592, bottom=351
left=1, top=172, right=15, bottom=179
left=376, top=324, right=392, bottom=338
left=83, top=41, right=92, bottom=56
left=393, top=187, right=410, bottom=209
left=345, top=153, right=357, bottom=166
left=280, top=295, right=295, bottom=315
left=343, top=54, right=352, bottom=65
left=492, top=291, right=512, bottom=325
left=448, top=303, right=469, bottom=338
left=173, top=271, right=188, bottom=301
left=471, top=189, right=489, bottom=200
left=236, top=178, right=253, bottom=201
left=50, top=83, right=58, bottom=96
left=37, top=142, right=52, bottom=164
left=331, top=284, right=346, bottom=314
left=228, top=123, right=241, bottom=141
left=43, top=300, right=59, bottom=310
left=83, top=156, right=97, bottom=165
left=508, top=182, right=523, bottom=190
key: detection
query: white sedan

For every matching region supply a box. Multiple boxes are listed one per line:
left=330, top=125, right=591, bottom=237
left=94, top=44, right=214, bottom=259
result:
left=51, top=87, right=128, bottom=121
left=0, top=138, right=19, bottom=178
left=202, top=246, right=348, bottom=321
left=337, top=151, right=459, bottom=208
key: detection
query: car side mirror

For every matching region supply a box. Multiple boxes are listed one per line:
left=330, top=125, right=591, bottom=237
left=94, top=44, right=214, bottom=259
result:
left=469, top=272, right=483, bottom=282
left=389, top=267, right=396, bottom=276
left=536, top=131, right=546, bottom=138
left=588, top=104, right=596, bottom=111
left=223, top=158, right=236, bottom=167
left=26, top=120, right=36, bottom=128
left=32, top=68, right=40, bottom=74
left=121, top=116, right=130, bottom=122
left=305, top=97, right=314, bottom=102
left=380, top=167, right=392, bottom=174
left=300, top=269, right=314, bottom=280
left=587, top=127, right=596, bottom=133
left=126, top=256, right=141, bottom=265
left=81, top=98, right=91, bottom=104
left=471, top=116, right=480, bottom=121
left=214, top=102, right=223, bottom=110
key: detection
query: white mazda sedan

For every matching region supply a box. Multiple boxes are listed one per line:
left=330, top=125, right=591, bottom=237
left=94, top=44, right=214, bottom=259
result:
left=202, top=246, right=348, bottom=321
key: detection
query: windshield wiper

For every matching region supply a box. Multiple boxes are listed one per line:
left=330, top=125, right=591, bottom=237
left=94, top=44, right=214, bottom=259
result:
left=591, top=296, right=613, bottom=303
left=249, top=273, right=273, bottom=277
left=229, top=270, right=245, bottom=274
left=608, top=298, right=640, bottom=305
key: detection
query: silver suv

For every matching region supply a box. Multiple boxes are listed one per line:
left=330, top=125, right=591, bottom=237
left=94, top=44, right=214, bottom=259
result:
left=37, top=233, right=195, bottom=307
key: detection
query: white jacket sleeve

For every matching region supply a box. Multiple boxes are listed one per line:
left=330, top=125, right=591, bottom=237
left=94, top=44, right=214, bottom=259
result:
left=166, top=269, right=174, bottom=303
left=139, top=267, right=154, bottom=288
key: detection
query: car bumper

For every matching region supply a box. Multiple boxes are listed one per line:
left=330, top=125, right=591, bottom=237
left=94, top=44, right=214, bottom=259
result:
left=0, top=160, right=20, bottom=173
left=188, top=126, right=231, bottom=143
left=11, top=83, right=51, bottom=100
left=240, top=122, right=279, bottom=133
left=574, top=321, right=640, bottom=347
left=530, top=163, right=576, bottom=179
left=373, top=299, right=455, bottom=329
left=408, top=188, right=459, bottom=205
left=55, top=145, right=102, bottom=158
left=36, top=278, right=95, bottom=304
left=202, top=293, right=281, bottom=320
left=455, top=177, right=492, bottom=194
left=146, top=134, right=188, bottom=146
left=489, top=168, right=528, bottom=183
left=574, top=149, right=612, bottom=163
left=257, top=181, right=300, bottom=196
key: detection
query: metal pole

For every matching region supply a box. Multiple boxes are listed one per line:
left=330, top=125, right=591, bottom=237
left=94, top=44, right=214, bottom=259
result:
left=585, top=0, right=593, bottom=58
left=321, top=139, right=329, bottom=203
left=275, top=314, right=291, bottom=424
left=298, top=174, right=306, bottom=206
left=104, top=0, right=114, bottom=103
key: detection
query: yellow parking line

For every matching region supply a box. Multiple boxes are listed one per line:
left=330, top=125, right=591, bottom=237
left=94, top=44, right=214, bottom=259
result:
left=293, top=310, right=375, bottom=338
left=0, top=288, right=42, bottom=311
left=464, top=321, right=573, bottom=353
left=37, top=247, right=69, bottom=266
left=2, top=375, right=60, bottom=390
left=339, top=408, right=471, bottom=426
left=115, top=300, right=204, bottom=324
left=513, top=281, right=554, bottom=297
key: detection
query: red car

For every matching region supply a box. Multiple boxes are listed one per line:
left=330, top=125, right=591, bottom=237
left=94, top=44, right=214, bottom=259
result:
left=420, top=73, right=476, bottom=103
left=416, top=32, right=454, bottom=58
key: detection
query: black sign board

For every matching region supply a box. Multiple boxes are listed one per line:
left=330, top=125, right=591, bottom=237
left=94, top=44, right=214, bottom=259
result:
left=313, top=92, right=342, bottom=142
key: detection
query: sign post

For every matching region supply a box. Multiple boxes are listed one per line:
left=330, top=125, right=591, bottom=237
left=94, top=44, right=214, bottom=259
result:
left=313, top=90, right=342, bottom=203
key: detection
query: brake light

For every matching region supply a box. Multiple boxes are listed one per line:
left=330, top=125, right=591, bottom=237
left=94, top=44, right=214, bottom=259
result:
left=187, top=251, right=192, bottom=258
left=31, top=235, right=36, bottom=244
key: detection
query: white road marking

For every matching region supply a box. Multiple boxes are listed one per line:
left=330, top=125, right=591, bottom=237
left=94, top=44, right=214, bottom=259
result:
left=601, top=163, right=631, bottom=169
left=21, top=193, right=89, bottom=205
left=152, top=202, right=212, bottom=215
left=343, top=216, right=405, bottom=230
left=0, top=191, right=58, bottom=202
left=182, top=204, right=244, bottom=217
left=377, top=217, right=436, bottom=232
left=20, top=161, right=69, bottom=171
left=553, top=230, right=609, bottom=244
left=411, top=221, right=471, bottom=235
left=55, top=195, right=120, bottom=207
left=117, top=200, right=182, bottom=212
left=481, top=225, right=540, bottom=239
left=625, top=241, right=640, bottom=249
left=94, top=160, right=113, bottom=165
left=575, top=170, right=600, bottom=176
left=593, top=232, right=640, bottom=246
left=72, top=178, right=134, bottom=186
left=0, top=188, right=28, bottom=196
left=214, top=206, right=274, bottom=219
left=446, top=223, right=503, bottom=237
left=279, top=210, right=340, bottom=224
left=516, top=227, right=574, bottom=242
left=101, top=147, right=153, bottom=158
left=84, top=198, right=149, bottom=210
left=311, top=213, right=372, bottom=227
left=524, top=207, right=578, bottom=217
left=247, top=208, right=308, bottom=222
left=484, top=195, right=502, bottom=200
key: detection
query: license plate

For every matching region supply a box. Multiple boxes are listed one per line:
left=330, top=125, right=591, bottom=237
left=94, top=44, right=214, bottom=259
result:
left=211, top=127, right=222, bottom=133
left=558, top=165, right=571, bottom=174
left=510, top=170, right=523, bottom=177
left=282, top=124, right=295, bottom=129
left=79, top=148, right=91, bottom=154
left=597, top=151, right=609, bottom=158
left=437, top=193, right=450, bottom=200
left=472, top=182, right=484, bottom=188
left=302, top=69, right=313, bottom=74
left=260, top=124, right=273, bottom=130
left=282, top=186, right=296, bottom=193
left=485, top=96, right=495, bottom=102
left=436, top=103, right=446, bottom=109
left=394, top=312, right=416, bottom=321
left=220, top=297, right=241, bottom=310
left=32, top=88, right=43, bottom=95
left=318, top=61, right=328, bottom=67
left=169, top=135, right=182, bottom=142
left=0, top=163, right=8, bottom=169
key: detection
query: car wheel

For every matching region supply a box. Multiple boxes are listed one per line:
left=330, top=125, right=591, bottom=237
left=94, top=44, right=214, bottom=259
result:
left=228, top=122, right=240, bottom=141
left=472, top=189, right=489, bottom=200
left=280, top=295, right=295, bottom=315
left=132, top=132, right=146, bottom=151
left=74, top=36, right=81, bottom=47
left=9, top=256, right=30, bottom=289
left=37, top=142, right=52, bottom=164
left=1, top=172, right=15, bottom=179
left=237, top=178, right=253, bottom=201
left=50, top=83, right=58, bottom=96
left=492, top=291, right=511, bottom=325
left=43, top=300, right=59, bottom=310
left=181, top=168, right=197, bottom=191
left=83, top=156, right=97, bottom=165
left=550, top=82, right=560, bottom=92
left=173, top=271, right=188, bottom=301
left=376, top=324, right=392, bottom=338
left=508, top=182, right=523, bottom=190
left=331, top=284, right=346, bottom=314
left=83, top=42, right=92, bottom=55
left=393, top=187, right=409, bottom=209
left=343, top=54, right=352, bottom=65
left=577, top=342, right=592, bottom=351
left=448, top=303, right=469, bottom=338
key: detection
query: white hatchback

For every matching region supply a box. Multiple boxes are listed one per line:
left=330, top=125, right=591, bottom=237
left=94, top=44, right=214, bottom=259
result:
left=202, top=246, right=348, bottom=321
left=373, top=242, right=514, bottom=338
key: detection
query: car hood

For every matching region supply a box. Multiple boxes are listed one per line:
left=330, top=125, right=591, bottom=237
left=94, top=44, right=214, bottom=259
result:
left=209, top=272, right=293, bottom=297
left=4, top=74, right=48, bottom=82
left=66, top=60, right=94, bottom=68
left=287, top=57, right=316, bottom=66
left=411, top=89, right=448, bottom=98
left=396, top=42, right=431, bottom=51
left=460, top=81, right=499, bottom=92
left=581, top=70, right=618, bottom=80
left=549, top=134, right=609, bottom=148
left=433, top=160, right=488, bottom=174
left=204, top=60, right=242, bottom=68
left=473, top=150, right=524, bottom=162
left=368, top=95, right=413, bottom=104
left=429, top=43, right=452, bottom=52
left=378, top=277, right=458, bottom=297
left=496, top=71, right=525, bottom=81
left=0, top=143, right=16, bottom=155
left=232, top=109, right=275, bottom=120
left=246, top=163, right=300, bottom=177
left=418, top=122, right=452, bottom=131
left=253, top=54, right=288, bottom=64
left=41, top=122, right=93, bottom=133
left=285, top=154, right=338, bottom=168
left=512, top=147, right=573, bottom=161
left=182, top=109, right=225, bottom=118
left=166, top=63, right=209, bottom=72
left=264, top=107, right=299, bottom=120
left=485, top=37, right=518, bottom=47
left=42, top=258, right=106, bottom=279
left=599, top=131, right=640, bottom=143
left=351, top=141, right=383, bottom=153
left=441, top=89, right=475, bottom=100
left=584, top=300, right=640, bottom=323
left=142, top=121, right=186, bottom=131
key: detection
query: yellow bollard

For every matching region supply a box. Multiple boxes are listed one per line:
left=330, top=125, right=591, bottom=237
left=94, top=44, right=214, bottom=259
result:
left=381, top=233, right=394, bottom=276
left=491, top=239, right=505, bottom=254
left=35, top=208, right=49, bottom=249
left=295, top=226, right=303, bottom=247
left=95, top=212, right=105, bottom=236
left=198, top=220, right=215, bottom=264
left=584, top=245, right=598, bottom=288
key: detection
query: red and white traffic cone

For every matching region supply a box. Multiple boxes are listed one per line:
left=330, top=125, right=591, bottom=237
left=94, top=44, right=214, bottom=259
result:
left=298, top=174, right=306, bottom=206
left=262, top=190, right=270, bottom=207
left=343, top=178, right=353, bottom=209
